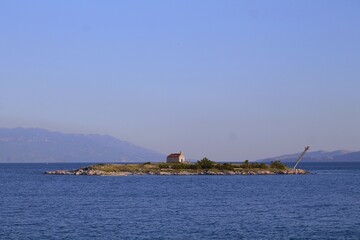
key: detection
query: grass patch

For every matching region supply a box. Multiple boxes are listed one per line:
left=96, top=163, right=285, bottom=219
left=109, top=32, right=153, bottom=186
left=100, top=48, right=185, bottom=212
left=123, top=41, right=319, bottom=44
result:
left=88, top=160, right=289, bottom=174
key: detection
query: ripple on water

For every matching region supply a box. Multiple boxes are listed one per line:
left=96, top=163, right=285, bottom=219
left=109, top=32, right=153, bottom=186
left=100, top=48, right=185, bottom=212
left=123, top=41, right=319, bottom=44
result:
left=0, top=163, right=360, bottom=239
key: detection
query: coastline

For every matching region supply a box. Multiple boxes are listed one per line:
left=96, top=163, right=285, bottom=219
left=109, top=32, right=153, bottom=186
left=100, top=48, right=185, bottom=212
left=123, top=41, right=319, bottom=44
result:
left=45, top=162, right=309, bottom=176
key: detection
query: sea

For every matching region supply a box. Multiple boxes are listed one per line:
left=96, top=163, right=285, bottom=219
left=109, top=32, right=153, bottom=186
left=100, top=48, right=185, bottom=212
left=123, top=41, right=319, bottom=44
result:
left=0, top=162, right=359, bottom=240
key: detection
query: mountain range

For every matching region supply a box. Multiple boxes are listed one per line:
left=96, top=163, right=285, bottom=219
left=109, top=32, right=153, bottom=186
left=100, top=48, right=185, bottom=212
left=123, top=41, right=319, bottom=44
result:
left=1, top=127, right=359, bottom=163
left=259, top=149, right=360, bottom=162
left=0, top=128, right=165, bottom=163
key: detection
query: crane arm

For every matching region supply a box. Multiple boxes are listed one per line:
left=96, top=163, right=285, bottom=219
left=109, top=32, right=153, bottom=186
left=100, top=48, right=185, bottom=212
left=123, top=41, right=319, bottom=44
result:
left=293, top=146, right=310, bottom=169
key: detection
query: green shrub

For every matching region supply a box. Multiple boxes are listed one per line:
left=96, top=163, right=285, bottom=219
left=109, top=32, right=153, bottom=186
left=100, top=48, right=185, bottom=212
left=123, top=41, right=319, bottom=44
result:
left=270, top=161, right=287, bottom=170
left=215, top=163, right=235, bottom=170
left=196, top=158, right=216, bottom=169
left=171, top=164, right=189, bottom=170
left=241, top=160, right=250, bottom=169
left=258, top=163, right=269, bottom=169
left=159, top=163, right=170, bottom=169
left=249, top=162, right=269, bottom=169
left=189, top=164, right=200, bottom=170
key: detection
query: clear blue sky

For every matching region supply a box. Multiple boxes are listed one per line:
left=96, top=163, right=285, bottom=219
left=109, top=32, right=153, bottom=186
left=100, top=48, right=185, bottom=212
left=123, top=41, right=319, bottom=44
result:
left=1, top=1, right=359, bottom=161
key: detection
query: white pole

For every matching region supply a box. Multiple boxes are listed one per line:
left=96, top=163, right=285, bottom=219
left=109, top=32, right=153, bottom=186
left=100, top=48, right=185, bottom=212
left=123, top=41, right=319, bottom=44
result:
left=293, top=146, right=310, bottom=170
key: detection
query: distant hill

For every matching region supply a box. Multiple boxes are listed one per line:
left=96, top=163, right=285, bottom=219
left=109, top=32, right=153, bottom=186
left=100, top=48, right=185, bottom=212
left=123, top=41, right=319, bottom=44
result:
left=259, top=150, right=360, bottom=162
left=333, top=151, right=360, bottom=162
left=0, top=128, right=165, bottom=163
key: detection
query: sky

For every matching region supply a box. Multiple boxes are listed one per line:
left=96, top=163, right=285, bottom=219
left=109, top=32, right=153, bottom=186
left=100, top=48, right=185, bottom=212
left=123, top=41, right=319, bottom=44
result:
left=1, top=1, right=359, bottom=161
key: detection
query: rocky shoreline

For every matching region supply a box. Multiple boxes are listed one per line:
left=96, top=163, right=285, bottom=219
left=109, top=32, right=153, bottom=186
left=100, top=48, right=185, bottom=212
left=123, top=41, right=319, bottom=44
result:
left=45, top=168, right=309, bottom=176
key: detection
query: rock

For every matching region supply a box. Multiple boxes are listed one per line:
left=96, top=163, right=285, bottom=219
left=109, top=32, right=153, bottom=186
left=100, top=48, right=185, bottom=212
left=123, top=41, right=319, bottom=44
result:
left=45, top=165, right=310, bottom=176
left=45, top=170, right=76, bottom=175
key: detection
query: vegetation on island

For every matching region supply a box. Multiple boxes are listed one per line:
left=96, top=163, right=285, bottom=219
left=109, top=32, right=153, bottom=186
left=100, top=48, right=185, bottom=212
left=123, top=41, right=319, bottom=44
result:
left=86, top=158, right=290, bottom=174
left=45, top=158, right=308, bottom=176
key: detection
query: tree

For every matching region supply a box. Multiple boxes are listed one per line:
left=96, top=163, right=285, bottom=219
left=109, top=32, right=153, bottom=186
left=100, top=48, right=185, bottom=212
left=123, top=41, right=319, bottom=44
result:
left=215, top=163, right=235, bottom=170
left=197, top=157, right=215, bottom=169
left=242, top=160, right=250, bottom=168
left=270, top=161, right=287, bottom=170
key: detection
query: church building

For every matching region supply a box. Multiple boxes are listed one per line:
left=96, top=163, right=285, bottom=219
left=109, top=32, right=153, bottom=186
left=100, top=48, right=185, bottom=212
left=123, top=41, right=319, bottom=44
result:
left=166, top=151, right=186, bottom=163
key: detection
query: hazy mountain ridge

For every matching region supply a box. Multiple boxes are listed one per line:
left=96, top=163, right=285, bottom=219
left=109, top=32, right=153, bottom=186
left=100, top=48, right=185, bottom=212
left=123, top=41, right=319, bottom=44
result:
left=0, top=128, right=165, bottom=163
left=259, top=149, right=360, bottom=162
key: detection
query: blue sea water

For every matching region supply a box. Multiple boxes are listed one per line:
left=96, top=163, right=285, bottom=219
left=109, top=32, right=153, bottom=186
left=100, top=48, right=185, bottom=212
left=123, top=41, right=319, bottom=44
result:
left=1, top=162, right=360, bottom=239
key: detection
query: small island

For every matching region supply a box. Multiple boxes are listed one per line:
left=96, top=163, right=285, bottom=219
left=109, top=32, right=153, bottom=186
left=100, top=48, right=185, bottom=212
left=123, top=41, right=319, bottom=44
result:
left=45, top=158, right=309, bottom=176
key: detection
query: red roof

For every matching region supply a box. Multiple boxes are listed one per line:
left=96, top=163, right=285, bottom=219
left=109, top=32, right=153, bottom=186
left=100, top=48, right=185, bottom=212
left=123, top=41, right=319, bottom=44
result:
left=167, top=153, right=181, bottom=158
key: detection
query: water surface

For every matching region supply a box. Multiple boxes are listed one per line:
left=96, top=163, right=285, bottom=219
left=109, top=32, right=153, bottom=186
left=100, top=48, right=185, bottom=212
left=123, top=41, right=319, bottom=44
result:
left=1, top=162, right=359, bottom=239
